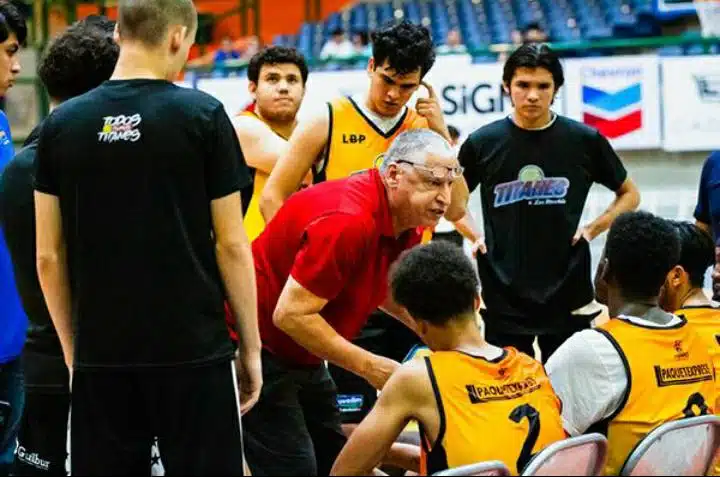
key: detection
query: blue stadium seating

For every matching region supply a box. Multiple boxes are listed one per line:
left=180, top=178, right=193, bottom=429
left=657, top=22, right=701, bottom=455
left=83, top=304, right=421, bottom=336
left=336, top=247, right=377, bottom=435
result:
left=276, top=0, right=706, bottom=61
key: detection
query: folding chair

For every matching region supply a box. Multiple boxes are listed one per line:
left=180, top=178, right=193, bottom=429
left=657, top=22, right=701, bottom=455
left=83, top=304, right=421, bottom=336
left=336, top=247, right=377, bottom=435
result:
left=434, top=461, right=512, bottom=476
left=620, top=415, right=720, bottom=476
left=521, top=433, right=608, bottom=476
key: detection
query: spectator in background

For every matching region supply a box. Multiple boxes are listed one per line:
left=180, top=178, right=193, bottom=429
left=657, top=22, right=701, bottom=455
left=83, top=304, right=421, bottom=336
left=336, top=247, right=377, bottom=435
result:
left=523, top=22, right=549, bottom=43
left=0, top=2, right=27, bottom=474
left=436, top=28, right=467, bottom=54
left=0, top=17, right=119, bottom=475
left=241, top=35, right=260, bottom=61
left=320, top=27, right=354, bottom=61
left=351, top=31, right=371, bottom=57
left=214, top=35, right=241, bottom=64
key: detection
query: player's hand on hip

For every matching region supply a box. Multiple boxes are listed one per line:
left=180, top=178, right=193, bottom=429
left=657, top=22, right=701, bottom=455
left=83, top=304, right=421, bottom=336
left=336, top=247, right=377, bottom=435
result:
left=416, top=81, right=448, bottom=138
left=236, top=350, right=263, bottom=415
left=572, top=226, right=593, bottom=245
left=364, top=355, right=401, bottom=391
left=471, top=237, right=487, bottom=257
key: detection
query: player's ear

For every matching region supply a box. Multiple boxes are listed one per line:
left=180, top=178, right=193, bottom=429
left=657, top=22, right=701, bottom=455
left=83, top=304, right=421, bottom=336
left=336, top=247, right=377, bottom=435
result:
left=367, top=57, right=375, bottom=76
left=473, top=294, right=481, bottom=311
left=168, top=25, right=185, bottom=54
left=248, top=81, right=258, bottom=99
left=669, top=265, right=686, bottom=288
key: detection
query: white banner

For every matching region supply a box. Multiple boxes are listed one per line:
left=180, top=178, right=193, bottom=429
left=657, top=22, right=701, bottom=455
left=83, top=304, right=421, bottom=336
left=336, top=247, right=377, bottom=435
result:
left=661, top=55, right=720, bottom=152
left=563, top=55, right=662, bottom=150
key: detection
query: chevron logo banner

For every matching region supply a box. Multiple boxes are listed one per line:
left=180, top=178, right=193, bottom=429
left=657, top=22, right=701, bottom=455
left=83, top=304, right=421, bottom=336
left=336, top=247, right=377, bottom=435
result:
left=582, top=83, right=643, bottom=139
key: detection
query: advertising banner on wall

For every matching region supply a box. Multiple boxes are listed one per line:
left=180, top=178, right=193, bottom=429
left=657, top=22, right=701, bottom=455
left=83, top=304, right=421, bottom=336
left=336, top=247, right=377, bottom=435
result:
left=661, top=56, right=720, bottom=152
left=563, top=55, right=662, bottom=150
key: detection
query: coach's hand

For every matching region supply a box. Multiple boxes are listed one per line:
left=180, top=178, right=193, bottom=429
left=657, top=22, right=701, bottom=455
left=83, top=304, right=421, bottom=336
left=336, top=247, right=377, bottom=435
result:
left=416, top=82, right=450, bottom=141
left=364, top=355, right=401, bottom=391
left=237, top=350, right=263, bottom=415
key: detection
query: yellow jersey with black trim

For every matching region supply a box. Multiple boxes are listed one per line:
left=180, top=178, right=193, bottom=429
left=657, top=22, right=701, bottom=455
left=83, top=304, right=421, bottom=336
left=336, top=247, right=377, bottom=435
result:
left=238, top=111, right=289, bottom=242
left=320, top=96, right=428, bottom=182
left=676, top=306, right=720, bottom=476
left=594, top=316, right=717, bottom=476
left=420, top=348, right=565, bottom=476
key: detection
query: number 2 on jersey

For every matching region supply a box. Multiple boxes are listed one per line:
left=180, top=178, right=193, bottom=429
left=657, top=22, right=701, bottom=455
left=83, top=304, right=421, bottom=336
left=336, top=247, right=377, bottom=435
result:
left=509, top=403, right=540, bottom=472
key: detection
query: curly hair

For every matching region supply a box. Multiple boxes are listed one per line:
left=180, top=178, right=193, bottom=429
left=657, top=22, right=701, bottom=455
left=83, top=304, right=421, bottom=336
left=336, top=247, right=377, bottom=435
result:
left=38, top=17, right=119, bottom=102
left=0, top=1, right=27, bottom=46
left=391, top=241, right=479, bottom=325
left=247, top=46, right=309, bottom=85
left=371, top=21, right=436, bottom=77
left=605, top=211, right=680, bottom=300
left=669, top=221, right=714, bottom=288
left=503, top=43, right=564, bottom=91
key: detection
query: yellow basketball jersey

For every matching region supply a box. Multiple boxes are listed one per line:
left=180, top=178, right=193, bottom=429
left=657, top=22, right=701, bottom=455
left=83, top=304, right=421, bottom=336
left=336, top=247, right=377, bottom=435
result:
left=238, top=111, right=289, bottom=242
left=595, top=317, right=717, bottom=476
left=420, top=348, right=566, bottom=475
left=321, top=96, right=428, bottom=181
left=676, top=306, right=720, bottom=476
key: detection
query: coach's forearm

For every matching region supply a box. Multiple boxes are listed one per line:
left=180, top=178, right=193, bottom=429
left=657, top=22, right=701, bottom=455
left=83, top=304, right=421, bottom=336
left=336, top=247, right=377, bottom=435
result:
left=274, top=311, right=374, bottom=376
left=37, top=248, right=74, bottom=368
left=216, top=242, right=260, bottom=355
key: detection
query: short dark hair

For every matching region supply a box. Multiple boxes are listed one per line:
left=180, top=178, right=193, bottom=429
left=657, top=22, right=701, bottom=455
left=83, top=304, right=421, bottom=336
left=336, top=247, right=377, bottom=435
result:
left=391, top=241, right=479, bottom=325
left=0, top=1, right=27, bottom=46
left=669, top=221, right=714, bottom=288
left=523, top=22, right=543, bottom=34
left=118, top=0, right=196, bottom=47
left=448, top=125, right=460, bottom=141
left=39, top=17, right=119, bottom=102
left=503, top=43, right=564, bottom=91
left=371, top=21, right=435, bottom=77
left=605, top=211, right=681, bottom=300
left=247, top=46, right=309, bottom=85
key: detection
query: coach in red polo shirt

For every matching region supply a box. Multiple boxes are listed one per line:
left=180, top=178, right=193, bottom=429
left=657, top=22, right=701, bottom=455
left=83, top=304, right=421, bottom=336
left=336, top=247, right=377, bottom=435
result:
left=242, top=129, right=466, bottom=476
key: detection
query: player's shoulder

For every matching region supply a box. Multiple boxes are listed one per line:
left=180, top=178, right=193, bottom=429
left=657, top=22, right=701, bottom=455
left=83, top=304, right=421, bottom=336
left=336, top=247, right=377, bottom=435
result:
left=392, top=357, right=435, bottom=395
left=553, top=114, right=602, bottom=138
left=467, top=117, right=513, bottom=143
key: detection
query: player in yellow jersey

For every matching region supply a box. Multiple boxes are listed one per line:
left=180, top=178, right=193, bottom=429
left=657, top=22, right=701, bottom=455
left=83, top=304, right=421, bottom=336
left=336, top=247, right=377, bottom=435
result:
left=233, top=46, right=309, bottom=241
left=331, top=242, right=566, bottom=476
left=547, top=211, right=717, bottom=476
left=259, top=21, right=467, bottom=223
left=660, top=221, right=720, bottom=475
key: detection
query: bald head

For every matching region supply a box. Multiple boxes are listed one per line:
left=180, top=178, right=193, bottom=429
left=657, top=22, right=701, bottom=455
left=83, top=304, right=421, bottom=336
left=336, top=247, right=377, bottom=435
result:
left=118, top=0, right=197, bottom=47
left=381, top=129, right=453, bottom=171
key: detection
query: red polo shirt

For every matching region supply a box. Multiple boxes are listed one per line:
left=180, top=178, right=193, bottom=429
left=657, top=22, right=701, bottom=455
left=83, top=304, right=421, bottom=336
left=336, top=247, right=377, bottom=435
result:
left=252, top=168, right=422, bottom=367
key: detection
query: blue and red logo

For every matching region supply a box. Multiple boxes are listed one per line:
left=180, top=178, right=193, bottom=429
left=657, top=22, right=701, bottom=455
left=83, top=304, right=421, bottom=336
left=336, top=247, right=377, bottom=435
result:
left=582, top=83, right=642, bottom=139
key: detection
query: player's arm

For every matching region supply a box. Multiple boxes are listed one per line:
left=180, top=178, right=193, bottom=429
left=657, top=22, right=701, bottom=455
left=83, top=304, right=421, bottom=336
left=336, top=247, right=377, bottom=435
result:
left=208, top=106, right=262, bottom=414
left=331, top=360, right=431, bottom=476
left=35, top=191, right=73, bottom=370
left=259, top=108, right=329, bottom=222
left=575, top=178, right=640, bottom=244
left=445, top=175, right=469, bottom=222
left=233, top=115, right=289, bottom=175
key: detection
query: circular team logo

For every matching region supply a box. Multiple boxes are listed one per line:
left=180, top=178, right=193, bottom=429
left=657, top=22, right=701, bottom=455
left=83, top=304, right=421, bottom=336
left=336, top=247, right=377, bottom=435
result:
left=517, top=165, right=544, bottom=183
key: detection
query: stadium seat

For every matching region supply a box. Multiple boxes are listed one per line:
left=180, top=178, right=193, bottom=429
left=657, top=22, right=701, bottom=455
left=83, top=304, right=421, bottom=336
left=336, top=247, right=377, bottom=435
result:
left=521, top=434, right=608, bottom=476
left=434, top=461, right=512, bottom=476
left=619, top=415, right=720, bottom=476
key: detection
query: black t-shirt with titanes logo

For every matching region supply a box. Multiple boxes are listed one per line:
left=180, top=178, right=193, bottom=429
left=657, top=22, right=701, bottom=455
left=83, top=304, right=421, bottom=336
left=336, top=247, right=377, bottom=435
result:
left=460, top=115, right=627, bottom=334
left=34, top=79, right=251, bottom=369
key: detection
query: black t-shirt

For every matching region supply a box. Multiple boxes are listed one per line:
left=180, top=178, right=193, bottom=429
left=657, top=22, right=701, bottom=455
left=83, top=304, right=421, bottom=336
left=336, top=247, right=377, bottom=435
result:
left=34, top=79, right=251, bottom=369
left=460, top=115, right=627, bottom=333
left=0, top=123, right=68, bottom=389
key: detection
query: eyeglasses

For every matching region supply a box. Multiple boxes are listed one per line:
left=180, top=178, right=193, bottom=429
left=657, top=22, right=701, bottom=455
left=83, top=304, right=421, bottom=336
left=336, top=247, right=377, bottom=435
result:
left=396, top=160, right=465, bottom=181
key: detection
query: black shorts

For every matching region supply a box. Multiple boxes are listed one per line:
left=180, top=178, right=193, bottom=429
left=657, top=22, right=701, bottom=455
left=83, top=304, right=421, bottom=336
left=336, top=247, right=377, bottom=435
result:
left=70, top=359, right=244, bottom=476
left=14, top=389, right=69, bottom=475
left=243, top=350, right=347, bottom=476
left=329, top=310, right=421, bottom=424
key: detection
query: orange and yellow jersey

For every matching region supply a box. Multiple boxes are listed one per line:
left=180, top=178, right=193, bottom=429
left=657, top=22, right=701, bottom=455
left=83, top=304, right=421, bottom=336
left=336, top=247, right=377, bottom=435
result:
left=318, top=96, right=428, bottom=182
left=420, top=348, right=566, bottom=476
left=238, top=111, right=289, bottom=242
left=594, top=316, right=717, bottom=475
left=676, top=306, right=720, bottom=475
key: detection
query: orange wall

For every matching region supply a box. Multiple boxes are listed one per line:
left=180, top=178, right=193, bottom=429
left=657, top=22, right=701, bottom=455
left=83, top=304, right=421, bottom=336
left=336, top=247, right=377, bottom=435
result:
left=69, top=1, right=355, bottom=47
